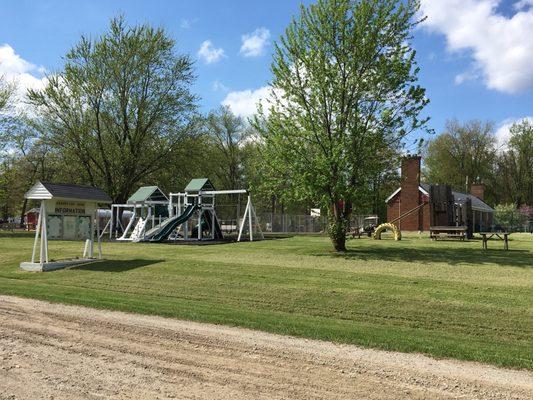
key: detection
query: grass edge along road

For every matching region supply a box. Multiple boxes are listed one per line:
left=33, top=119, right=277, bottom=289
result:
left=0, top=232, right=531, bottom=370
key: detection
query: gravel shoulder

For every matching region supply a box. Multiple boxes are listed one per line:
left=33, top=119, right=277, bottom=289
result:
left=0, top=295, right=531, bottom=400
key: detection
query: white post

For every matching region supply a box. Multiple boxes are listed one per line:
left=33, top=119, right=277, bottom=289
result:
left=89, top=209, right=94, bottom=258
left=31, top=202, right=43, bottom=263
left=38, top=202, right=48, bottom=264
left=83, top=239, right=89, bottom=258
left=250, top=198, right=264, bottom=240
left=211, top=209, right=215, bottom=240
left=248, top=196, right=253, bottom=241
left=237, top=197, right=251, bottom=242
left=42, top=203, right=48, bottom=263
left=115, top=206, right=119, bottom=238
left=96, top=208, right=102, bottom=259
left=184, top=195, right=189, bottom=240
left=198, top=193, right=202, bottom=240
left=110, top=206, right=114, bottom=239
left=197, top=210, right=202, bottom=240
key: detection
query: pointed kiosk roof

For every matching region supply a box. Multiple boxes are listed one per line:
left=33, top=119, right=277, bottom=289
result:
left=25, top=181, right=112, bottom=203
left=127, top=186, right=168, bottom=204
left=184, top=178, right=215, bottom=193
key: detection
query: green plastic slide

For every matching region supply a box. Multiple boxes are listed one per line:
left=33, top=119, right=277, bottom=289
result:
left=141, top=204, right=197, bottom=242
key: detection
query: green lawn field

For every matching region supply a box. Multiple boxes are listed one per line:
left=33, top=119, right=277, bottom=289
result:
left=0, top=231, right=531, bottom=369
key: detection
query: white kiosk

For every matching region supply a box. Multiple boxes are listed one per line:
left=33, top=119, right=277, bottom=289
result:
left=20, top=181, right=112, bottom=272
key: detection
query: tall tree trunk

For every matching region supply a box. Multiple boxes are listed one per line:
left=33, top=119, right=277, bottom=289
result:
left=328, top=201, right=349, bottom=252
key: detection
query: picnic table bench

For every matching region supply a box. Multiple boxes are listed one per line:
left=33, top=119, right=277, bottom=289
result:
left=430, top=226, right=467, bottom=240
left=348, top=228, right=373, bottom=239
left=479, top=232, right=510, bottom=250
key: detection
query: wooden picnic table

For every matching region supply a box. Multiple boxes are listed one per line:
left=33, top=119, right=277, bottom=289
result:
left=429, top=226, right=467, bottom=240
left=479, top=232, right=510, bottom=250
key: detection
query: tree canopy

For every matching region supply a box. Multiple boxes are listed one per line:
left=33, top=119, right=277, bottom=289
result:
left=495, top=119, right=533, bottom=207
left=254, top=0, right=430, bottom=250
left=28, top=16, right=197, bottom=203
left=423, top=119, right=496, bottom=198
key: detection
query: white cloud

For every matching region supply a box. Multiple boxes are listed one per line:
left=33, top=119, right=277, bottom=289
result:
left=197, top=40, right=225, bottom=64
left=495, top=116, right=533, bottom=149
left=212, top=80, right=229, bottom=92
left=514, top=0, right=533, bottom=10
left=420, top=0, right=533, bottom=93
left=454, top=70, right=480, bottom=85
left=0, top=44, right=47, bottom=110
left=180, top=18, right=198, bottom=29
left=239, top=28, right=270, bottom=57
left=180, top=19, right=191, bottom=29
left=221, top=86, right=273, bottom=117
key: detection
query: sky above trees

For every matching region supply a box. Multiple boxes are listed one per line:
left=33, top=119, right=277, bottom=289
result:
left=1, top=0, right=532, bottom=151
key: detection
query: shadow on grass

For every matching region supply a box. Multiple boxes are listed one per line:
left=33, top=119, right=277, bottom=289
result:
left=73, top=259, right=164, bottom=272
left=314, top=246, right=533, bottom=268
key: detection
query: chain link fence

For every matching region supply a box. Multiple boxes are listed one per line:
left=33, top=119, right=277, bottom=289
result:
left=254, top=213, right=378, bottom=234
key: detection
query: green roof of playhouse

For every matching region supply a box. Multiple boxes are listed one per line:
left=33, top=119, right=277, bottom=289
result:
left=127, top=186, right=168, bottom=204
left=184, top=178, right=215, bottom=192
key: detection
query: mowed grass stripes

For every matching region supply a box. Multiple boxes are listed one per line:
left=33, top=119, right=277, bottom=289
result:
left=0, top=232, right=531, bottom=369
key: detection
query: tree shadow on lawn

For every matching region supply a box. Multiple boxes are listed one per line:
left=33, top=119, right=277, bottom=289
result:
left=314, top=246, right=533, bottom=268
left=73, top=259, right=164, bottom=273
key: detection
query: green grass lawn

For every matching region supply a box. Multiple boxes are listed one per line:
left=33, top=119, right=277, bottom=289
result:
left=0, top=231, right=532, bottom=369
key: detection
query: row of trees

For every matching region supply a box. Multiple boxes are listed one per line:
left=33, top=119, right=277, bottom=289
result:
left=1, top=1, right=531, bottom=250
left=423, top=118, right=532, bottom=208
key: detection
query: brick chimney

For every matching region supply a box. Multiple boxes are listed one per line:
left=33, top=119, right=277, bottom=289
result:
left=400, top=156, right=421, bottom=231
left=470, top=184, right=485, bottom=201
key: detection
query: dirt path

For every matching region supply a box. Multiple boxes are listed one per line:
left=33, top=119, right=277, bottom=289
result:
left=0, top=295, right=531, bottom=400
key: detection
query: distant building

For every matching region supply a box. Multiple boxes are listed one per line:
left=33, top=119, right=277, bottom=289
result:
left=385, top=156, right=494, bottom=232
left=25, top=208, right=40, bottom=230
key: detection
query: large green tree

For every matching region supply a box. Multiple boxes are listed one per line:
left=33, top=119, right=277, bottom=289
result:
left=423, top=119, right=496, bottom=198
left=254, top=0, right=429, bottom=251
left=28, top=16, right=197, bottom=203
left=204, top=106, right=249, bottom=190
left=0, top=76, right=16, bottom=151
left=0, top=77, right=14, bottom=113
left=495, top=119, right=533, bottom=207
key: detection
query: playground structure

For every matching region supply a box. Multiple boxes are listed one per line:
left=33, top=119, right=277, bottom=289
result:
left=373, top=202, right=427, bottom=240
left=109, top=186, right=169, bottom=242
left=103, top=178, right=263, bottom=243
left=376, top=184, right=480, bottom=241
left=373, top=222, right=402, bottom=241
left=428, top=184, right=472, bottom=240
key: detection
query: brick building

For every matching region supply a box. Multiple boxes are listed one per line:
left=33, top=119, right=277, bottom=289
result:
left=385, top=156, right=494, bottom=232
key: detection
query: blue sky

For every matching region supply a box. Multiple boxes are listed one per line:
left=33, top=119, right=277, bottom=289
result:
left=1, top=0, right=532, bottom=150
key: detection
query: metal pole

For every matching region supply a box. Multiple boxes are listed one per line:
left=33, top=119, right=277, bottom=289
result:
left=248, top=196, right=253, bottom=241
left=237, top=197, right=250, bottom=242
left=250, top=198, right=264, bottom=240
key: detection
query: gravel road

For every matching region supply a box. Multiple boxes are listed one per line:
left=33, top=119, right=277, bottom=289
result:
left=0, top=295, right=531, bottom=399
